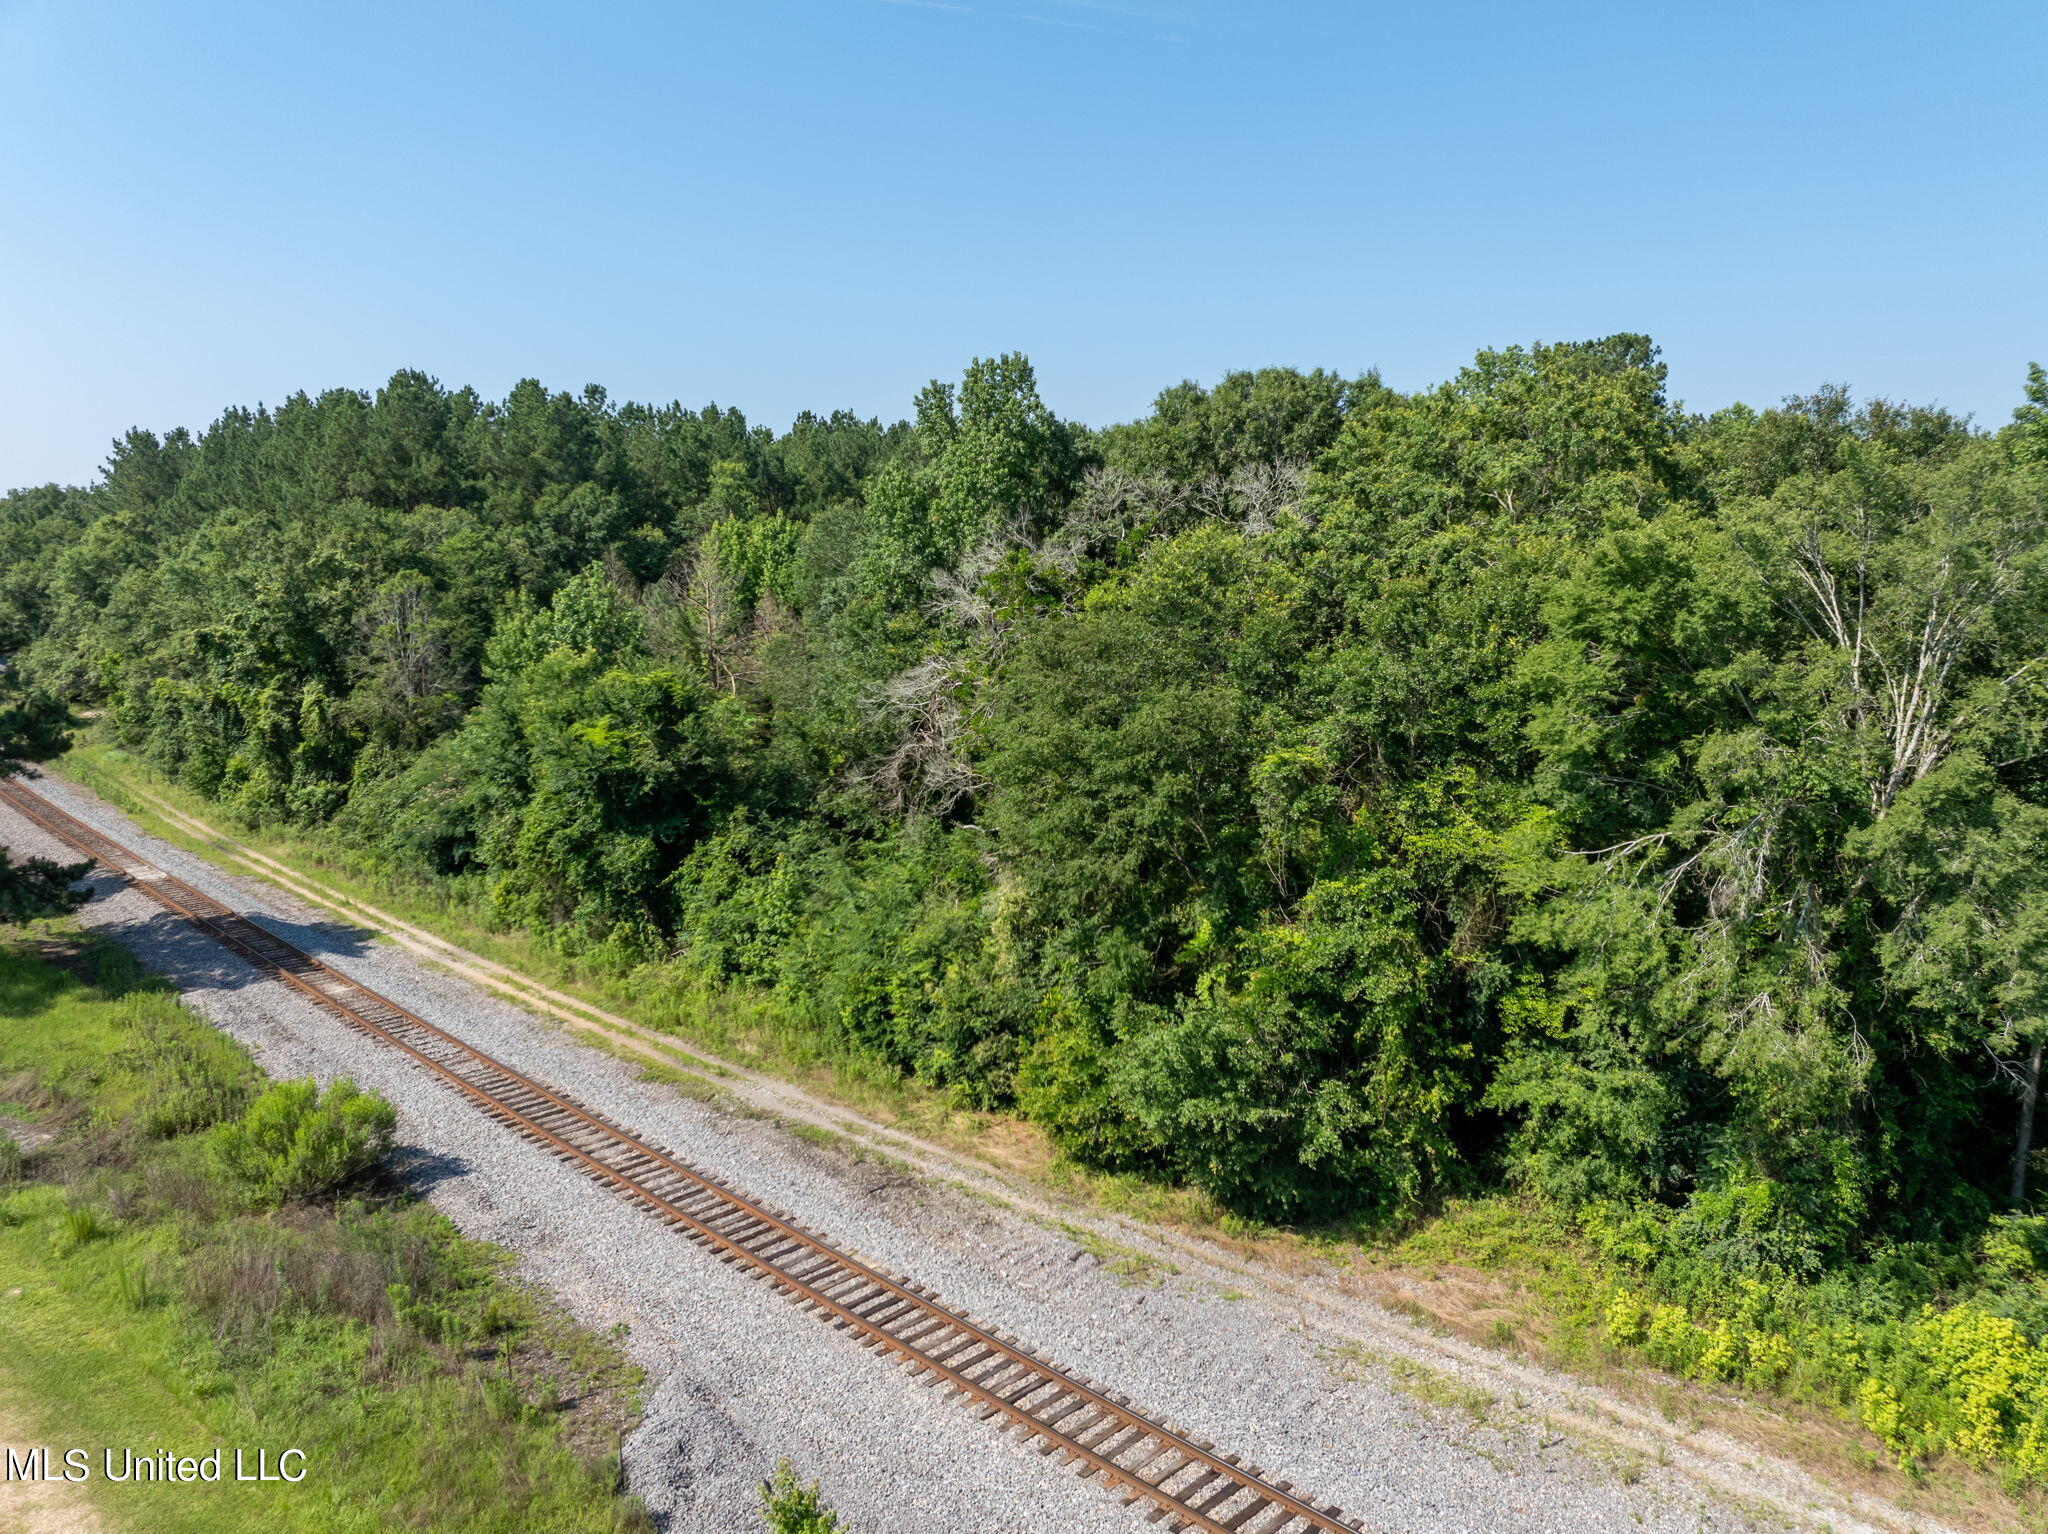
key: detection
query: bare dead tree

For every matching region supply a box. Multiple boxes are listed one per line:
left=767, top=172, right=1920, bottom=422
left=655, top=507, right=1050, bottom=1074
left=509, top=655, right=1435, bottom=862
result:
left=854, top=655, right=987, bottom=819
left=929, top=515, right=1032, bottom=639
left=1740, top=491, right=2040, bottom=819
left=1035, top=467, right=1162, bottom=574
left=675, top=540, right=747, bottom=695
left=361, top=575, right=454, bottom=705
left=1230, top=458, right=1311, bottom=535
left=1042, top=459, right=1310, bottom=571
left=861, top=455, right=1312, bottom=824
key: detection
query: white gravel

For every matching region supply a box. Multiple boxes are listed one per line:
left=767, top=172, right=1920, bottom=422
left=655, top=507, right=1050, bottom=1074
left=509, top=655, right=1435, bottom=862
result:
left=1, top=777, right=1782, bottom=1534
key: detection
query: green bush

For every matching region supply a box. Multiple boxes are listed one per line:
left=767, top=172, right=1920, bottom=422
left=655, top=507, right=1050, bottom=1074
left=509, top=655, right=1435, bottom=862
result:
left=1981, top=1215, right=2048, bottom=1280
left=759, top=1461, right=843, bottom=1533
left=213, top=1077, right=396, bottom=1205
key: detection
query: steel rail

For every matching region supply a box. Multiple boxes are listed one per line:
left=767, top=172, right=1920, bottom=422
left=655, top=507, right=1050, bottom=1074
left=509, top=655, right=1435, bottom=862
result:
left=0, top=774, right=1366, bottom=1534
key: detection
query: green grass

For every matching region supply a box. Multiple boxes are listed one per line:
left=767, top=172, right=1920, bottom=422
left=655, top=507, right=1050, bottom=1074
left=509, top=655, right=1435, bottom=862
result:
left=1055, top=1221, right=1177, bottom=1288
left=1319, top=1341, right=1495, bottom=1425
left=0, top=929, right=648, bottom=1533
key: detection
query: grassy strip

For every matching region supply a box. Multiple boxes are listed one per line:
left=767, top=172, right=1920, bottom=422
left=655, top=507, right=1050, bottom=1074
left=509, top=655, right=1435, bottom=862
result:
left=0, top=928, right=648, bottom=1533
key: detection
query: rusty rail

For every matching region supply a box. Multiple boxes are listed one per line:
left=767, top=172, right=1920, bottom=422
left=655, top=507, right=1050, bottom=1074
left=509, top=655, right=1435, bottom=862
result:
left=0, top=774, right=1367, bottom=1534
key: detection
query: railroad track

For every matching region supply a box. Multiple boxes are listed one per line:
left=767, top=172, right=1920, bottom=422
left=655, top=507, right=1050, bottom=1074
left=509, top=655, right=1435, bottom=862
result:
left=0, top=774, right=1369, bottom=1534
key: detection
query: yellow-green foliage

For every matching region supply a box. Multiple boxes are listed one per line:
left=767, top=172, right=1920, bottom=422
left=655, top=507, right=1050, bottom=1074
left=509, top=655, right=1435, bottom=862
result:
left=1982, top=1216, right=2048, bottom=1280
left=1607, top=1283, right=2048, bottom=1484
left=1871, top=1305, right=2048, bottom=1479
left=1604, top=1288, right=1795, bottom=1388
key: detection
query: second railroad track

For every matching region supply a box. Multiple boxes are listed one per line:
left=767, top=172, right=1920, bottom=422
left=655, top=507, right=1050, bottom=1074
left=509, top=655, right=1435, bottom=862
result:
left=0, top=772, right=1368, bottom=1534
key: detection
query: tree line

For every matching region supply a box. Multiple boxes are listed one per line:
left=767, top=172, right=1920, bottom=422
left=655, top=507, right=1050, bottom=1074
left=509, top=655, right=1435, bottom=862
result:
left=5, top=342, right=2045, bottom=1277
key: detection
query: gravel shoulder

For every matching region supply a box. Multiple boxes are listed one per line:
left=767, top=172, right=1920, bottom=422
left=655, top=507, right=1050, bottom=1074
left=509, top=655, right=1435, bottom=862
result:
left=0, top=776, right=1927, bottom=1534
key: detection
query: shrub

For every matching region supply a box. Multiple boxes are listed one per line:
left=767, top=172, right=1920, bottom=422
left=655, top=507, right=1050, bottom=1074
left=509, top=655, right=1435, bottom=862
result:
left=1643, top=1302, right=1698, bottom=1372
left=1980, top=1216, right=2048, bottom=1281
left=759, top=1461, right=843, bottom=1533
left=1666, top=1179, right=1835, bottom=1281
left=1607, top=1269, right=2048, bottom=1484
left=1858, top=1303, right=2048, bottom=1480
left=1603, top=1289, right=1650, bottom=1347
left=1606, top=1286, right=1802, bottom=1393
left=1744, top=1329, right=1794, bottom=1385
left=213, top=1077, right=395, bottom=1205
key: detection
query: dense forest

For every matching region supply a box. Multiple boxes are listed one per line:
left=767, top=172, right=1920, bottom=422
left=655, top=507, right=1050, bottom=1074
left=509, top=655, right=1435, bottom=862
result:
left=5, top=340, right=2046, bottom=1275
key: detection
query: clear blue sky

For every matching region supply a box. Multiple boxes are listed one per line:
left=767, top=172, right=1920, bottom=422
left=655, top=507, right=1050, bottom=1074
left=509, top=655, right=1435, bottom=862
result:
left=2, top=0, right=2042, bottom=488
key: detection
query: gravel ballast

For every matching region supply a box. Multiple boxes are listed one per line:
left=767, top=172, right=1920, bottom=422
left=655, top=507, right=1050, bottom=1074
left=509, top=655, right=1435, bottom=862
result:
left=1, top=777, right=1787, bottom=1534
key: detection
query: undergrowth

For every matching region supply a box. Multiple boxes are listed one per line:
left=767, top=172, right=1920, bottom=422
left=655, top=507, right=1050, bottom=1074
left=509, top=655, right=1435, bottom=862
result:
left=1588, top=1199, right=2048, bottom=1491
